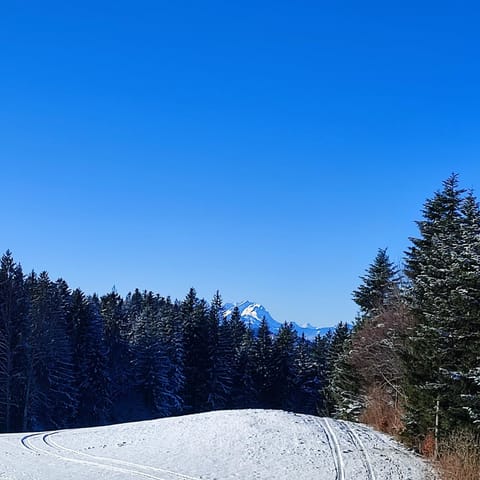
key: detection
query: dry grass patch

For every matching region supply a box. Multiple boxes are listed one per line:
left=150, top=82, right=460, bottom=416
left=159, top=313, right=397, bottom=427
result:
left=437, top=429, right=480, bottom=480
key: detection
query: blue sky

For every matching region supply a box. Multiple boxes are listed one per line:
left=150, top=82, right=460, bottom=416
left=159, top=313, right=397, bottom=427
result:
left=1, top=1, right=480, bottom=326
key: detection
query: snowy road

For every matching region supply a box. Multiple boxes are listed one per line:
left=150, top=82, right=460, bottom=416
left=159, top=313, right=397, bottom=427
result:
left=0, top=410, right=434, bottom=479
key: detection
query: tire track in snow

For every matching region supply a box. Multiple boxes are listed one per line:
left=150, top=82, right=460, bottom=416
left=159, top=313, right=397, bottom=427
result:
left=21, top=433, right=42, bottom=453
left=348, top=425, right=406, bottom=479
left=317, top=418, right=345, bottom=480
left=45, top=433, right=201, bottom=480
left=23, top=433, right=165, bottom=478
left=339, top=421, right=375, bottom=480
left=21, top=432, right=198, bottom=480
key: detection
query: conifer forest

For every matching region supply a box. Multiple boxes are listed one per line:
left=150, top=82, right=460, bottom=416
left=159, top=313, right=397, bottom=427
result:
left=1, top=174, right=480, bottom=457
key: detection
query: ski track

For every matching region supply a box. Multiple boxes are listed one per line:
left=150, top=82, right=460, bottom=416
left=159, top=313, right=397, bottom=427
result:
left=352, top=425, right=407, bottom=479
left=21, top=432, right=201, bottom=480
left=318, top=418, right=345, bottom=480
left=45, top=432, right=201, bottom=480
left=339, top=421, right=375, bottom=480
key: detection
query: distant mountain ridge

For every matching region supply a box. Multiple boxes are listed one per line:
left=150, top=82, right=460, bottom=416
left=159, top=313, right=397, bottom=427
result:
left=223, top=301, right=335, bottom=340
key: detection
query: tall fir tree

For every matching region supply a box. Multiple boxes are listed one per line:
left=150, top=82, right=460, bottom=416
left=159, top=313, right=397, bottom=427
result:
left=252, top=317, right=276, bottom=407
left=352, top=248, right=400, bottom=319
left=273, top=322, right=297, bottom=410
left=69, top=290, right=110, bottom=426
left=180, top=289, right=210, bottom=412
left=292, top=333, right=321, bottom=415
left=323, top=322, right=358, bottom=418
left=0, top=251, right=26, bottom=432
left=101, top=290, right=132, bottom=421
left=404, top=174, right=480, bottom=446
left=205, top=291, right=233, bottom=410
left=22, top=273, right=77, bottom=430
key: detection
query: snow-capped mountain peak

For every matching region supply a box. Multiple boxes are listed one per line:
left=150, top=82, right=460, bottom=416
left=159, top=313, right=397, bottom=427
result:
left=223, top=301, right=334, bottom=340
left=223, top=301, right=277, bottom=330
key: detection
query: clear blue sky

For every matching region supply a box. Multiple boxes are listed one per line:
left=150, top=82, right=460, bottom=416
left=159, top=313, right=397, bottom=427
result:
left=1, top=1, right=480, bottom=326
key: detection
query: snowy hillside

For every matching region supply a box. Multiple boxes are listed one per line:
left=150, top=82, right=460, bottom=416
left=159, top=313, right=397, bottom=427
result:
left=224, top=301, right=335, bottom=339
left=1, top=410, right=434, bottom=479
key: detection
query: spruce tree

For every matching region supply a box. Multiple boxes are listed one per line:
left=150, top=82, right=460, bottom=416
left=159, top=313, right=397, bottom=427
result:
left=342, top=248, right=405, bottom=426
left=226, top=308, right=254, bottom=408
left=0, top=251, right=26, bottom=432
left=69, top=290, right=110, bottom=426
left=206, top=291, right=233, bottom=410
left=252, top=317, right=276, bottom=407
left=273, top=322, right=297, bottom=410
left=22, top=272, right=77, bottom=430
left=404, top=174, right=480, bottom=445
left=324, top=323, right=361, bottom=419
left=180, top=289, right=210, bottom=412
left=311, top=333, right=330, bottom=414
left=101, top=290, right=132, bottom=420
left=156, top=299, right=184, bottom=416
left=292, top=333, right=320, bottom=415
left=131, top=294, right=169, bottom=417
left=353, top=248, right=400, bottom=318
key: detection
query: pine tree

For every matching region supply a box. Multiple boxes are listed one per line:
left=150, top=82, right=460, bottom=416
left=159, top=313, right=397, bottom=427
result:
left=340, top=249, right=406, bottom=427
left=22, top=272, right=77, bottom=430
left=0, top=251, right=26, bottom=432
left=450, top=193, right=480, bottom=430
left=311, top=333, right=330, bottom=414
left=180, top=289, right=210, bottom=412
left=101, top=290, right=132, bottom=420
left=403, top=174, right=480, bottom=445
left=252, top=317, right=276, bottom=407
left=69, top=290, right=110, bottom=426
left=225, top=307, right=254, bottom=408
left=131, top=294, right=168, bottom=417
left=205, top=291, right=233, bottom=410
left=323, top=322, right=360, bottom=418
left=353, top=248, right=400, bottom=318
left=292, top=333, right=320, bottom=414
left=273, top=322, right=297, bottom=410
left=155, top=298, right=184, bottom=416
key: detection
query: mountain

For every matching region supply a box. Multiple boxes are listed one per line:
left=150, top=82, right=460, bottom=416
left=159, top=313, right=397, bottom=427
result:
left=223, top=301, right=337, bottom=340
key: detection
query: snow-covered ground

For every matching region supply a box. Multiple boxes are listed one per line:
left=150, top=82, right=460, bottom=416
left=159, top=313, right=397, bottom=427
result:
left=0, top=409, right=435, bottom=479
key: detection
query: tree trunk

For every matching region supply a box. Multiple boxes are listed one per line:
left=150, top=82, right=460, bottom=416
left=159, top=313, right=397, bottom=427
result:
left=434, top=395, right=440, bottom=460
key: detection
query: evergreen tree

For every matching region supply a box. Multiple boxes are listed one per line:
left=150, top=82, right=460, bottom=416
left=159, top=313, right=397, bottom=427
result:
left=0, top=251, right=26, bottom=432
left=338, top=249, right=406, bottom=426
left=273, top=322, right=297, bottom=410
left=311, top=333, right=330, bottom=414
left=352, top=248, right=400, bottom=318
left=181, top=289, right=210, bottom=412
left=69, top=290, right=110, bottom=426
left=226, top=308, right=254, bottom=408
left=155, top=299, right=184, bottom=416
left=22, top=272, right=77, bottom=430
left=292, top=333, right=320, bottom=415
left=206, top=291, right=233, bottom=410
left=323, top=322, right=359, bottom=418
left=131, top=294, right=169, bottom=417
left=101, top=290, right=132, bottom=420
left=252, top=317, right=276, bottom=407
left=403, top=174, right=480, bottom=446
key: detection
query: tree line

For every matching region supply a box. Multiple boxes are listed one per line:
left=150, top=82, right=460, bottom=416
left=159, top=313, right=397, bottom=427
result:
left=0, top=258, right=349, bottom=433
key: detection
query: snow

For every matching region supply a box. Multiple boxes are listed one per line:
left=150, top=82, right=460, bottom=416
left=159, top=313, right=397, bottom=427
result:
left=0, top=409, right=435, bottom=479
left=223, top=301, right=336, bottom=339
